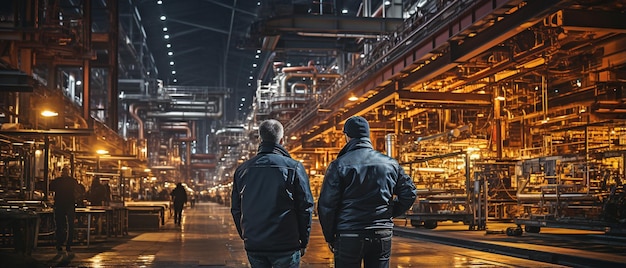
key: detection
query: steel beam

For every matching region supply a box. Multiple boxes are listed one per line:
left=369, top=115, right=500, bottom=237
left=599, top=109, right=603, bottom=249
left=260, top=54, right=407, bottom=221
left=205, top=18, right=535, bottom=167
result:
left=256, top=15, right=404, bottom=35
left=556, top=9, right=626, bottom=33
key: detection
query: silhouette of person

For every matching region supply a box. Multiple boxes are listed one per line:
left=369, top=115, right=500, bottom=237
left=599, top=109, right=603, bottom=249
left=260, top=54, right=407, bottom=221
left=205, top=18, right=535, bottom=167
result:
left=170, top=182, right=187, bottom=226
left=49, top=166, right=81, bottom=254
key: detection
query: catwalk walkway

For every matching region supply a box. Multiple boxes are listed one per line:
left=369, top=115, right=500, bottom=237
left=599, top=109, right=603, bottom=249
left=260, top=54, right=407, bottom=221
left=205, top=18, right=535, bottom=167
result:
left=3, top=201, right=625, bottom=267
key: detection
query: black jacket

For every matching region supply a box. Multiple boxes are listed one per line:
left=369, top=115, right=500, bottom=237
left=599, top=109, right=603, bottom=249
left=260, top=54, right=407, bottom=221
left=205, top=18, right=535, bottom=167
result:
left=170, top=185, right=188, bottom=206
left=317, top=138, right=417, bottom=243
left=231, top=142, right=314, bottom=252
left=49, top=175, right=81, bottom=208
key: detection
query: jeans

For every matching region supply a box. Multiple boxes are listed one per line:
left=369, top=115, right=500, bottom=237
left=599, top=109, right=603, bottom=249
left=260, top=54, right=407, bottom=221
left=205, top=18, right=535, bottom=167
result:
left=247, top=250, right=301, bottom=268
left=333, top=230, right=393, bottom=268
left=54, top=205, right=76, bottom=251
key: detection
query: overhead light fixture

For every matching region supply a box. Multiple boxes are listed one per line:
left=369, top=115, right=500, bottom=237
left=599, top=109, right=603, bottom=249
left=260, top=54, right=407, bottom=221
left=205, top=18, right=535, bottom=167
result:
left=162, top=27, right=167, bottom=31
left=168, top=51, right=173, bottom=56
left=169, top=61, right=174, bottom=65
left=290, top=135, right=297, bottom=140
left=495, top=96, right=505, bottom=101
left=96, top=149, right=109, bottom=155
left=171, top=70, right=176, bottom=74
left=348, top=95, right=358, bottom=101
left=166, top=43, right=171, bottom=48
left=41, top=110, right=58, bottom=117
left=164, top=34, right=169, bottom=39
left=157, top=0, right=162, bottom=4
left=342, top=9, right=348, bottom=14
left=160, top=15, right=166, bottom=21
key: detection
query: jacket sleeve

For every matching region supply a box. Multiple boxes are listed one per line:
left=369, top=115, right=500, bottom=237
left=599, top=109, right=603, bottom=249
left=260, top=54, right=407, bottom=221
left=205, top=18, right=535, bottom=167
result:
left=391, top=164, right=417, bottom=218
left=230, top=169, right=243, bottom=239
left=294, top=162, right=314, bottom=249
left=317, top=161, right=341, bottom=243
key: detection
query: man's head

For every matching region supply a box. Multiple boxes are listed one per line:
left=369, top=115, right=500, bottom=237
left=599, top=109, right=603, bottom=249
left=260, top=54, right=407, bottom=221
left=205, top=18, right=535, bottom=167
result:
left=259, top=119, right=284, bottom=144
left=343, top=116, right=370, bottom=139
left=61, top=166, right=70, bottom=176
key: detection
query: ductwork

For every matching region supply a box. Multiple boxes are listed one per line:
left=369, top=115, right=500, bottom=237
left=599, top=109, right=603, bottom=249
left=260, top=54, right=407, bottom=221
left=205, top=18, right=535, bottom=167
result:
left=146, top=98, right=223, bottom=119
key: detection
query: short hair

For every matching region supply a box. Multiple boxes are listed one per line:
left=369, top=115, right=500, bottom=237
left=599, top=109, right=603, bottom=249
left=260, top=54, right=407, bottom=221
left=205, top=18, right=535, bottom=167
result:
left=61, top=166, right=70, bottom=176
left=259, top=119, right=284, bottom=143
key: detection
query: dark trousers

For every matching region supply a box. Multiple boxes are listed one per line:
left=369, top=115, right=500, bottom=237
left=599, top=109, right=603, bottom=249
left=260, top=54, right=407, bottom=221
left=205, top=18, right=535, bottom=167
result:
left=173, top=203, right=184, bottom=224
left=247, top=250, right=301, bottom=268
left=333, top=230, right=393, bottom=268
left=54, top=205, right=76, bottom=251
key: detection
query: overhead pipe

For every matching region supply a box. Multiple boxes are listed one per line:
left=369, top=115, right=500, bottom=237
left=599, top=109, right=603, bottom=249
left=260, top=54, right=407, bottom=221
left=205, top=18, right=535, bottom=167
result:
left=160, top=124, right=195, bottom=142
left=129, top=103, right=146, bottom=139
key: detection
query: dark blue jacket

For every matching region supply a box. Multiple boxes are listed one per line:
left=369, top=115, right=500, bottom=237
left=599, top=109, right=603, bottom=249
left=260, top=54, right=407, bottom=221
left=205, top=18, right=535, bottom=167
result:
left=317, top=138, right=417, bottom=243
left=231, top=142, right=314, bottom=252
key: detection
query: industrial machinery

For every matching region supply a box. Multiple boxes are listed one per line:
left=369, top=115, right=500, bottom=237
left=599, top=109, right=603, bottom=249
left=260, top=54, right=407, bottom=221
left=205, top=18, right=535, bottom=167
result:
left=512, top=148, right=626, bottom=235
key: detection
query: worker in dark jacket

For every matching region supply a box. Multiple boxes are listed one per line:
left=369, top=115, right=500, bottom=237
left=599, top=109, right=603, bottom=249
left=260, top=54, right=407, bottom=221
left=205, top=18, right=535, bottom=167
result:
left=170, top=182, right=188, bottom=226
left=318, top=116, right=417, bottom=268
left=231, top=119, right=314, bottom=267
left=49, top=166, right=81, bottom=255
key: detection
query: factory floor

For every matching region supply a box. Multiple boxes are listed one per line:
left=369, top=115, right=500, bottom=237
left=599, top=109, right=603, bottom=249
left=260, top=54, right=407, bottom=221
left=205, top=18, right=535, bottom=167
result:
left=2, top=202, right=625, bottom=267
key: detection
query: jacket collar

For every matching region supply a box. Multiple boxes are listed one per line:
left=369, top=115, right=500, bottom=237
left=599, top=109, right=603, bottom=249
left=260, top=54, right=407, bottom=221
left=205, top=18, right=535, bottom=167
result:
left=258, top=141, right=291, bottom=157
left=337, top=137, right=373, bottom=157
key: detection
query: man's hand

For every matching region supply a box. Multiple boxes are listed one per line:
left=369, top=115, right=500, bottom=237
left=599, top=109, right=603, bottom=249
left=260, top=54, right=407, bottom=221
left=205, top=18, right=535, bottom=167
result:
left=300, top=248, right=306, bottom=257
left=327, top=242, right=335, bottom=253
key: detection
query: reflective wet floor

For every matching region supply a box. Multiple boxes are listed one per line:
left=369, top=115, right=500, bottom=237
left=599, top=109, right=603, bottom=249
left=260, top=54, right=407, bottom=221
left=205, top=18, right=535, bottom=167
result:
left=3, top=202, right=620, bottom=267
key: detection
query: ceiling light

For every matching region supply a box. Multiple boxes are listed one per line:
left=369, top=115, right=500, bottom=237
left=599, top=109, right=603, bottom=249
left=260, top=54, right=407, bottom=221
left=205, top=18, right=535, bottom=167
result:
left=164, top=34, right=169, bottom=39
left=495, top=96, right=505, bottom=101
left=384, top=1, right=391, bottom=5
left=163, top=27, right=167, bottom=31
left=75, top=80, right=82, bottom=86
left=255, top=55, right=259, bottom=59
left=41, top=110, right=58, bottom=117
left=160, top=15, right=166, bottom=21
left=169, top=61, right=174, bottom=65
left=256, top=49, right=261, bottom=54
left=168, top=51, right=173, bottom=56
left=241, top=97, right=246, bottom=101
left=348, top=95, right=358, bottom=101
left=342, top=9, right=348, bottom=14
left=173, top=79, right=177, bottom=83
left=252, top=63, right=257, bottom=68
left=249, top=76, right=253, bottom=80
left=171, top=70, right=176, bottom=74
left=166, top=43, right=171, bottom=48
left=157, top=0, right=162, bottom=4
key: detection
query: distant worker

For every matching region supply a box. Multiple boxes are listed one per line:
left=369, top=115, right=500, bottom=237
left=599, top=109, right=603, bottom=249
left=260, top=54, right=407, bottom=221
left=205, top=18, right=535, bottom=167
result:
left=49, top=166, right=82, bottom=255
left=231, top=119, right=314, bottom=267
left=102, top=179, right=112, bottom=205
left=88, top=177, right=106, bottom=206
left=170, top=182, right=188, bottom=226
left=318, top=116, right=417, bottom=267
